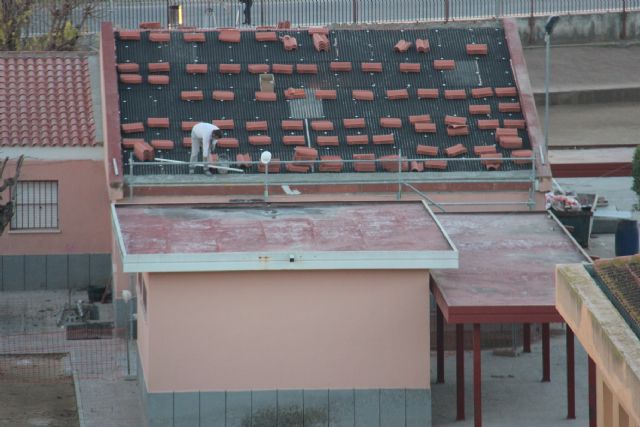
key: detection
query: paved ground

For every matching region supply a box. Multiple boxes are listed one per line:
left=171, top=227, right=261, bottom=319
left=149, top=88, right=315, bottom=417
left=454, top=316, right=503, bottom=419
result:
left=545, top=102, right=640, bottom=147
left=431, top=325, right=589, bottom=427
left=524, top=44, right=640, bottom=93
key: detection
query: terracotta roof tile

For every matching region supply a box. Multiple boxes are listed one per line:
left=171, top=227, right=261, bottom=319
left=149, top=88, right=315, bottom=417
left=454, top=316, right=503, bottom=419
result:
left=186, top=64, right=208, bottom=74
left=148, top=62, right=170, bottom=73
left=495, top=86, right=518, bottom=97
left=219, top=29, right=241, bottom=43
left=386, top=89, right=409, bottom=100
left=212, top=119, right=235, bottom=130
left=353, top=90, right=374, bottom=101
left=425, top=160, right=447, bottom=170
left=255, top=91, right=277, bottom=101
left=118, top=31, right=141, bottom=41
left=503, top=119, right=526, bottom=129
left=343, top=118, right=366, bottom=129
left=120, top=74, right=142, bottom=84
left=466, top=44, right=488, bottom=55
left=249, top=135, right=272, bottom=146
left=311, top=120, right=334, bottom=131
left=315, top=89, right=337, bottom=100
left=139, top=22, right=161, bottom=29
left=469, top=104, right=491, bottom=115
left=133, top=141, right=154, bottom=161
left=0, top=55, right=97, bottom=147
left=217, top=138, right=240, bottom=148
left=316, top=135, right=339, bottom=146
left=248, top=64, right=270, bottom=74
left=417, top=88, right=439, bottom=99
left=148, top=75, right=169, bottom=85
left=281, top=35, right=298, bottom=51
left=399, top=63, right=421, bottom=73
left=147, top=117, right=169, bottom=128
left=181, top=90, right=204, bottom=101
left=346, top=135, right=369, bottom=145
left=416, top=144, right=438, bottom=156
left=498, top=102, right=521, bottom=113
left=353, top=153, right=376, bottom=172
left=256, top=32, right=278, bottom=42
left=512, top=149, right=533, bottom=164
left=444, top=89, right=466, bottom=100
left=394, top=40, right=413, bottom=53
left=284, top=88, right=306, bottom=99
left=184, top=32, right=206, bottom=43
left=409, top=114, right=431, bottom=125
left=149, top=32, right=170, bottom=43
left=122, top=122, right=144, bottom=133
left=246, top=120, right=268, bottom=131
left=318, top=155, right=344, bottom=172
left=471, top=87, right=494, bottom=98
left=379, top=155, right=408, bottom=172
left=219, top=63, right=241, bottom=74
left=281, top=120, right=304, bottom=131
left=117, top=63, right=139, bottom=73
left=380, top=117, right=402, bottom=128
left=329, top=62, right=352, bottom=72
left=212, top=91, right=235, bottom=101
left=445, top=143, right=468, bottom=157
left=361, top=62, right=383, bottom=73
left=273, top=64, right=293, bottom=74
left=296, top=63, right=318, bottom=74
left=415, top=39, right=430, bottom=53
left=150, top=139, right=174, bottom=149
left=181, top=121, right=198, bottom=131
left=121, top=138, right=144, bottom=149
left=495, top=128, right=519, bottom=142
left=477, top=119, right=500, bottom=130
left=434, top=60, right=455, bottom=70
left=312, top=33, right=330, bottom=52
left=414, top=122, right=437, bottom=133
left=372, top=134, right=395, bottom=145
left=283, top=135, right=306, bottom=145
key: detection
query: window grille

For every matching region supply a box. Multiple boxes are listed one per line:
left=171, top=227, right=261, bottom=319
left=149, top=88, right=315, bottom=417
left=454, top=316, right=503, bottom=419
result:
left=10, top=181, right=59, bottom=230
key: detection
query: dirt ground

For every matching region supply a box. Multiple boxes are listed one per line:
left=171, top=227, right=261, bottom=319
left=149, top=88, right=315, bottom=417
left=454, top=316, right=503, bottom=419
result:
left=0, top=354, right=80, bottom=427
left=0, top=380, right=79, bottom=427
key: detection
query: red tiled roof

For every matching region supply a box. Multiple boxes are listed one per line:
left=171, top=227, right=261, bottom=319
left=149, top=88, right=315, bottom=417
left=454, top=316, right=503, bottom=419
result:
left=0, top=54, right=97, bottom=147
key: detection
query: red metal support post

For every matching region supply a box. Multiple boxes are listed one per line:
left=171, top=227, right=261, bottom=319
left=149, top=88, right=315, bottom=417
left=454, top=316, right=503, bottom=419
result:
left=436, top=305, right=445, bottom=384
left=588, top=356, right=597, bottom=427
left=566, top=326, right=575, bottom=419
left=456, top=323, right=465, bottom=420
left=542, top=323, right=551, bottom=382
left=522, top=323, right=531, bottom=353
left=473, top=323, right=482, bottom=427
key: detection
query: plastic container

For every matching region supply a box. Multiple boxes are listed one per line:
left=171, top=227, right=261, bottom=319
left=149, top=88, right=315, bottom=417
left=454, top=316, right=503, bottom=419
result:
left=615, top=219, right=639, bottom=256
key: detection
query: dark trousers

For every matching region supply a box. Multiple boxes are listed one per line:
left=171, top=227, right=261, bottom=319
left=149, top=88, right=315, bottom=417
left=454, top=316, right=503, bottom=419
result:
left=243, top=1, right=253, bottom=24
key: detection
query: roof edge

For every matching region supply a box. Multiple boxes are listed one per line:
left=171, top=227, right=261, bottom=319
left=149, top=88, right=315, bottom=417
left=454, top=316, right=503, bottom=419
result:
left=100, top=21, right=124, bottom=200
left=502, top=18, right=552, bottom=192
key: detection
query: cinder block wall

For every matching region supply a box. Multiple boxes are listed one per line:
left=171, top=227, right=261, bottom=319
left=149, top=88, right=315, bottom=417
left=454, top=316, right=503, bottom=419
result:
left=0, top=253, right=111, bottom=291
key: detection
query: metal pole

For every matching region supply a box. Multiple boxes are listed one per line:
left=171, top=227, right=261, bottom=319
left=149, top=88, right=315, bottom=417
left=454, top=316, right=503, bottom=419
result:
left=543, top=32, right=551, bottom=165
left=473, top=323, right=482, bottom=427
left=396, top=149, right=402, bottom=200
left=566, top=326, right=576, bottom=419
left=126, top=298, right=131, bottom=376
left=542, top=323, right=551, bottom=382
left=264, top=165, right=269, bottom=201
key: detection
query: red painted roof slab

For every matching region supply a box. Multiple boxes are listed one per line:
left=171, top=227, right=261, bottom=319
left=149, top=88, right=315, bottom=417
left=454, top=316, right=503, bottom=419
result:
left=113, top=201, right=457, bottom=272
left=431, top=212, right=590, bottom=324
left=0, top=54, right=97, bottom=147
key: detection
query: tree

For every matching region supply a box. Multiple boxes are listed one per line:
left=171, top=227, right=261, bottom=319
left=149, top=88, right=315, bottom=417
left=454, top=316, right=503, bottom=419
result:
left=0, top=0, right=103, bottom=51
left=0, top=156, right=25, bottom=235
left=0, top=0, right=35, bottom=51
left=633, top=145, right=640, bottom=209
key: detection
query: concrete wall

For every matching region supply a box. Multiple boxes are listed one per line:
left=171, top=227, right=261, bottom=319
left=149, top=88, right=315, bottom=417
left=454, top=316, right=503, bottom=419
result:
left=556, top=264, right=640, bottom=426
left=0, top=159, right=111, bottom=255
left=138, top=269, right=430, bottom=393
left=516, top=11, right=640, bottom=45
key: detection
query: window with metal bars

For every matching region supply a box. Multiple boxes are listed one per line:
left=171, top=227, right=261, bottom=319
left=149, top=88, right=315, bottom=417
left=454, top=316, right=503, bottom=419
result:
left=10, top=181, right=59, bottom=230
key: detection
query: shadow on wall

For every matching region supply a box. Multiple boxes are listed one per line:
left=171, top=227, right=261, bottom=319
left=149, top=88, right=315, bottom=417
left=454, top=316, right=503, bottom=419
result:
left=517, top=11, right=640, bottom=45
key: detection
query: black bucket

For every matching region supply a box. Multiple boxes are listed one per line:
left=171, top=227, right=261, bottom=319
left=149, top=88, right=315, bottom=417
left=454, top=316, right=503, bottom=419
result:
left=615, top=219, right=639, bottom=256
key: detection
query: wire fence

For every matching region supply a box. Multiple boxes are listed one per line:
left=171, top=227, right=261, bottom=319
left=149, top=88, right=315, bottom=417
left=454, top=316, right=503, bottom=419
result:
left=22, top=0, right=640, bottom=37
left=0, top=291, right=129, bottom=382
left=0, top=329, right=128, bottom=382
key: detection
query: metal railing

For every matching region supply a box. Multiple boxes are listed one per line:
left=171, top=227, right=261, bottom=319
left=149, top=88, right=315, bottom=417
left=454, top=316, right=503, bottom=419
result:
left=21, top=0, right=640, bottom=37
left=124, top=154, right=538, bottom=210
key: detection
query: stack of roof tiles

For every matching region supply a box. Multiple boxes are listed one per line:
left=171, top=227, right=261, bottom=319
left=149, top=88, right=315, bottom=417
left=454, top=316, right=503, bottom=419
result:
left=114, top=27, right=530, bottom=174
left=0, top=55, right=96, bottom=147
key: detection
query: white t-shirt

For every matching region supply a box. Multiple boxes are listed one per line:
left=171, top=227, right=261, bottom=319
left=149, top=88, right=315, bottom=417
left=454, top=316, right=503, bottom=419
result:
left=192, top=122, right=220, bottom=148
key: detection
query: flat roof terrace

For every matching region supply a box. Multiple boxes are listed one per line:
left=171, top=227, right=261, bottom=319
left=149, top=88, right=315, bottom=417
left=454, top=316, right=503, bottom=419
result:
left=112, top=201, right=458, bottom=272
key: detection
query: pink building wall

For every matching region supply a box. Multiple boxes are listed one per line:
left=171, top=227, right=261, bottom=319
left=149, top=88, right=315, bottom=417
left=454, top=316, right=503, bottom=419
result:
left=138, top=269, right=431, bottom=393
left=0, top=159, right=111, bottom=255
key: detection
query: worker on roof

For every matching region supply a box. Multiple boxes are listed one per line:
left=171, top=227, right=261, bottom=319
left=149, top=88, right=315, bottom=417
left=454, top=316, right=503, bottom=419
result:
left=190, top=122, right=222, bottom=176
left=240, top=0, right=253, bottom=25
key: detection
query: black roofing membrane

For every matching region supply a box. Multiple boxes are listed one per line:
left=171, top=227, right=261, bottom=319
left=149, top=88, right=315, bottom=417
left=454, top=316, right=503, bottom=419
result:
left=116, top=27, right=530, bottom=175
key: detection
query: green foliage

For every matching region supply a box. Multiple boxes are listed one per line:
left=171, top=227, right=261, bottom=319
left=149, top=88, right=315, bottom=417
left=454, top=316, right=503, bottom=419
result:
left=632, top=145, right=640, bottom=202
left=0, top=0, right=35, bottom=50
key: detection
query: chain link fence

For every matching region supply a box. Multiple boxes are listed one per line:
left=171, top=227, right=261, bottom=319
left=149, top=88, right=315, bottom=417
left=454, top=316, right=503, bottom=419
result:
left=22, top=0, right=640, bottom=37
